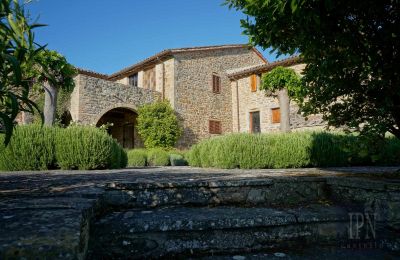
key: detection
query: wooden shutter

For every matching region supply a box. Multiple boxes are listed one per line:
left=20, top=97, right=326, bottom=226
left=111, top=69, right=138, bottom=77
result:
left=209, top=120, right=222, bottom=134
left=271, top=108, right=281, bottom=123
left=212, top=74, right=221, bottom=93
left=250, top=74, right=257, bottom=92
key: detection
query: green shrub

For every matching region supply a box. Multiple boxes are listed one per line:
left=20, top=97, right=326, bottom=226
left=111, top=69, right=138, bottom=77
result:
left=55, top=126, right=125, bottom=170
left=0, top=125, right=56, bottom=171
left=127, top=149, right=147, bottom=167
left=147, top=148, right=170, bottom=166
left=374, top=136, right=400, bottom=166
left=120, top=148, right=128, bottom=168
left=110, top=142, right=128, bottom=169
left=187, top=132, right=400, bottom=169
left=137, top=101, right=182, bottom=148
left=169, top=153, right=188, bottom=166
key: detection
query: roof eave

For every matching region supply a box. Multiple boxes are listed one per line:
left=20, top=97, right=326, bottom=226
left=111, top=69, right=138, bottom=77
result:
left=108, top=44, right=268, bottom=81
left=228, top=56, right=302, bottom=80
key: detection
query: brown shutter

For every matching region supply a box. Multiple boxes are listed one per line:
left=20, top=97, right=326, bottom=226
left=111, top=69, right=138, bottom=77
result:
left=251, top=74, right=257, bottom=92
left=271, top=108, right=281, bottom=123
left=212, top=75, right=216, bottom=93
left=209, top=120, right=222, bottom=134
left=212, top=74, right=221, bottom=93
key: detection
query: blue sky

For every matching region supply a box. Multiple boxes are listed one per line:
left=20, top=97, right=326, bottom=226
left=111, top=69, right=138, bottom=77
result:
left=26, top=0, right=280, bottom=75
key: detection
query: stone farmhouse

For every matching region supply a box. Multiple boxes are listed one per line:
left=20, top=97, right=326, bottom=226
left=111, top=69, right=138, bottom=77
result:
left=70, top=44, right=323, bottom=148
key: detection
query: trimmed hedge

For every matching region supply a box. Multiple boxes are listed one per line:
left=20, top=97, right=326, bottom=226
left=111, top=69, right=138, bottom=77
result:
left=126, top=149, right=189, bottom=167
left=170, top=154, right=188, bottom=166
left=0, top=125, right=126, bottom=171
left=127, top=149, right=147, bottom=167
left=186, top=132, right=400, bottom=169
left=55, top=126, right=126, bottom=170
left=0, top=125, right=56, bottom=171
left=147, top=148, right=170, bottom=166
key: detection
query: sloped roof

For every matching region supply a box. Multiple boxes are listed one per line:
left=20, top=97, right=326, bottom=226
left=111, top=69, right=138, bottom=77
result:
left=227, top=56, right=302, bottom=80
left=108, top=44, right=267, bottom=80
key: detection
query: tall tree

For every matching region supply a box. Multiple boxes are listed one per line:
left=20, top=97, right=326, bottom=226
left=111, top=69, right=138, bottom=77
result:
left=0, top=0, right=45, bottom=144
left=29, top=50, right=76, bottom=125
left=225, top=0, right=400, bottom=138
left=261, top=66, right=303, bottom=132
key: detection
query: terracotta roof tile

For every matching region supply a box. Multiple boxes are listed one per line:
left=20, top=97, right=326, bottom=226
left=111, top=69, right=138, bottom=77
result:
left=76, top=68, right=109, bottom=80
left=227, top=56, right=302, bottom=80
left=108, top=44, right=267, bottom=80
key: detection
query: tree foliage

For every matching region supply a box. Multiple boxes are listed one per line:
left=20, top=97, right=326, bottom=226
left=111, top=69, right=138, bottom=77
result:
left=261, top=66, right=303, bottom=100
left=27, top=50, right=76, bottom=125
left=28, top=50, right=76, bottom=92
left=137, top=101, right=182, bottom=148
left=225, top=0, right=400, bottom=138
left=27, top=49, right=76, bottom=125
left=0, top=0, right=45, bottom=144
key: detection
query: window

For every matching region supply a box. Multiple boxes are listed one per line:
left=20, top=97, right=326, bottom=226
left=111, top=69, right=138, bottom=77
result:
left=250, top=111, right=261, bottom=133
left=250, top=74, right=257, bottom=92
left=129, top=73, right=138, bottom=87
left=209, top=120, right=222, bottom=134
left=212, top=74, right=221, bottom=93
left=271, top=108, right=281, bottom=124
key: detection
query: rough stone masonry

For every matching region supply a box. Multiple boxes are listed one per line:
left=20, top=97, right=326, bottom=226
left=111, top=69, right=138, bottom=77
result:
left=65, top=44, right=324, bottom=148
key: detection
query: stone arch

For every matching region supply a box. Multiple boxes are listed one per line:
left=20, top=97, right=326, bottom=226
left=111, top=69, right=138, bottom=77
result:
left=95, top=104, right=142, bottom=149
left=93, top=103, right=139, bottom=126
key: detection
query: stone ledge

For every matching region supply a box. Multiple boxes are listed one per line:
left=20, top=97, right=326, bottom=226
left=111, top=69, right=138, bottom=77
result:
left=94, top=204, right=349, bottom=233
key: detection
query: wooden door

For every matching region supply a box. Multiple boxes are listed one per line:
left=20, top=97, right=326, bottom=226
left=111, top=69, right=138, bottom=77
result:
left=123, top=123, right=134, bottom=149
left=250, top=111, right=261, bottom=133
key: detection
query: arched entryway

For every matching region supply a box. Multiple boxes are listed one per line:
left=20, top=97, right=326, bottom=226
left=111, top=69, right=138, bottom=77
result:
left=96, top=107, right=139, bottom=149
left=60, top=111, right=72, bottom=127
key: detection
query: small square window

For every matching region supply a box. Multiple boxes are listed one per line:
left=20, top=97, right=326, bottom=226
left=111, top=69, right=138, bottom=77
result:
left=212, top=74, right=221, bottom=94
left=209, top=120, right=222, bottom=134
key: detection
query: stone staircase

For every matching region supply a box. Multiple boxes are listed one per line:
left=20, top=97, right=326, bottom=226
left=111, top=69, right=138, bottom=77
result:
left=1, top=167, right=399, bottom=259
left=87, top=175, right=400, bottom=259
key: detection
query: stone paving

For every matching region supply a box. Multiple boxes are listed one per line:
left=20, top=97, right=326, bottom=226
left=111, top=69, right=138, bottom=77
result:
left=0, top=166, right=400, bottom=259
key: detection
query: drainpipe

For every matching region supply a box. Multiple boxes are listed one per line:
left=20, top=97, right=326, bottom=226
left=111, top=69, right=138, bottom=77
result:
left=236, top=80, right=240, bottom=132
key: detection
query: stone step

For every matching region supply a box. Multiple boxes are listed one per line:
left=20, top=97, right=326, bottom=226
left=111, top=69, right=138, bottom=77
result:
left=103, top=177, right=328, bottom=209
left=88, top=204, right=361, bottom=259
left=190, top=247, right=400, bottom=260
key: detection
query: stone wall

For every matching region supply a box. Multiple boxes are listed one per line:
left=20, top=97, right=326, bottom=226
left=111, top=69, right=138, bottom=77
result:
left=231, top=63, right=325, bottom=133
left=162, top=58, right=176, bottom=107
left=71, top=74, right=161, bottom=125
left=143, top=66, right=156, bottom=90
left=173, top=48, right=265, bottom=147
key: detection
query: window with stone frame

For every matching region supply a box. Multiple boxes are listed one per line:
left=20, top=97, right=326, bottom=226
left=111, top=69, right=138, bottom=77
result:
left=212, top=73, right=221, bottom=94
left=209, top=120, right=222, bottom=134
left=128, top=73, right=138, bottom=87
